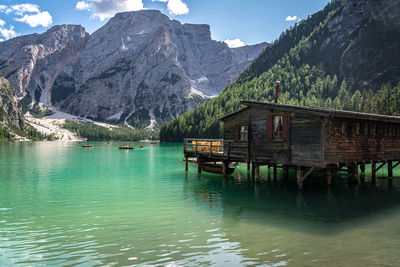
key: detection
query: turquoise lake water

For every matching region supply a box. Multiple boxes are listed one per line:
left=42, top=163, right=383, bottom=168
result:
left=1, top=142, right=400, bottom=266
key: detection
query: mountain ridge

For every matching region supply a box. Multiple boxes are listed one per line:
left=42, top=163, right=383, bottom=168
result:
left=0, top=10, right=267, bottom=128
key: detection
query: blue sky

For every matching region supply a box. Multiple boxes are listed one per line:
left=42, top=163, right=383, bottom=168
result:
left=0, top=0, right=330, bottom=46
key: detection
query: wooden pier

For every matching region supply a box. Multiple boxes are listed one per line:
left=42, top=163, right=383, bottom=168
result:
left=184, top=101, right=400, bottom=189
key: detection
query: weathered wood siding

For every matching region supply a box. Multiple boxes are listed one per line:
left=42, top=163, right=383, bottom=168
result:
left=290, top=113, right=323, bottom=167
left=324, top=118, right=400, bottom=164
left=248, top=106, right=290, bottom=163
left=223, top=109, right=249, bottom=160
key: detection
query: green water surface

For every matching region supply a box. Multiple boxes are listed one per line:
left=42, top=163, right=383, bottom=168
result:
left=1, top=142, right=400, bottom=266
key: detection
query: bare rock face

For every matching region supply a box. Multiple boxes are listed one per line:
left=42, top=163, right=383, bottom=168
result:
left=0, top=76, right=24, bottom=130
left=0, top=10, right=266, bottom=127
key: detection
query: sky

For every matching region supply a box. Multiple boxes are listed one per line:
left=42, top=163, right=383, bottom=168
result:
left=0, top=0, right=331, bottom=47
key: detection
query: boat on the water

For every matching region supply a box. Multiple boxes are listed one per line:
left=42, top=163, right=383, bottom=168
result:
left=82, top=144, right=93, bottom=148
left=139, top=145, right=144, bottom=148
left=119, top=146, right=135, bottom=150
left=150, top=142, right=158, bottom=144
left=202, top=162, right=235, bottom=175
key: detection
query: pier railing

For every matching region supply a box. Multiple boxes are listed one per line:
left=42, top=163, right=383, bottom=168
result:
left=184, top=138, right=224, bottom=158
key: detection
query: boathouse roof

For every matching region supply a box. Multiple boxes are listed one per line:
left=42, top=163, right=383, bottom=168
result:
left=220, top=101, right=400, bottom=123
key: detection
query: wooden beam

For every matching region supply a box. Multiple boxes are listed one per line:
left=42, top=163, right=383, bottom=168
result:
left=375, top=162, right=387, bottom=172
left=273, top=164, right=277, bottom=178
left=360, top=164, right=365, bottom=173
left=301, top=167, right=316, bottom=183
left=185, top=156, right=188, bottom=171
left=393, top=161, right=400, bottom=170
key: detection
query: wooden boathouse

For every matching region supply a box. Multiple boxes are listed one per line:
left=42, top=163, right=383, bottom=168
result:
left=184, top=100, right=400, bottom=189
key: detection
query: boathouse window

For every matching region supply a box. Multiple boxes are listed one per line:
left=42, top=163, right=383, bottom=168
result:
left=356, top=122, right=360, bottom=135
left=240, top=126, right=248, bottom=141
left=372, top=124, right=376, bottom=136
left=364, top=124, right=369, bottom=136
left=273, top=116, right=283, bottom=140
left=384, top=125, right=388, bottom=137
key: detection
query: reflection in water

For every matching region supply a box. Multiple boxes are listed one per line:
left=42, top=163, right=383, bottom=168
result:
left=1, top=142, right=400, bottom=266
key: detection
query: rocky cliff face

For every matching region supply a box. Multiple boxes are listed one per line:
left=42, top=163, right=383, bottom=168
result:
left=0, top=10, right=266, bottom=128
left=0, top=76, right=24, bottom=131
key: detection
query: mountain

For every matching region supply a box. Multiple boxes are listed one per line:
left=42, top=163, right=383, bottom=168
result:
left=0, top=10, right=267, bottom=128
left=160, top=0, right=400, bottom=141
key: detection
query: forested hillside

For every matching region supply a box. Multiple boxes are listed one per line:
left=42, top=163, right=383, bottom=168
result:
left=160, top=0, right=400, bottom=141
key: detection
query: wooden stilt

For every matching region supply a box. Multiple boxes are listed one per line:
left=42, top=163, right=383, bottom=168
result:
left=360, top=164, right=365, bottom=173
left=372, top=162, right=376, bottom=184
left=223, top=161, right=228, bottom=177
left=185, top=156, right=188, bottom=171
left=388, top=160, right=393, bottom=178
left=326, top=167, right=332, bottom=187
left=273, top=164, right=277, bottom=179
left=283, top=166, right=289, bottom=181
left=252, top=162, right=256, bottom=177
left=354, top=164, right=359, bottom=184
left=255, top=164, right=260, bottom=183
left=247, top=161, right=250, bottom=170
left=197, top=158, right=202, bottom=174
left=297, top=167, right=303, bottom=190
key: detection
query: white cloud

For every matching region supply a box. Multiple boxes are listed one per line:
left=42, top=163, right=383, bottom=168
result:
left=11, top=3, right=40, bottom=16
left=0, top=19, right=5, bottom=27
left=76, top=1, right=90, bottom=11
left=75, top=0, right=144, bottom=21
left=224, top=38, right=245, bottom=48
left=153, top=0, right=188, bottom=15
left=285, top=15, right=298, bottom=21
left=166, top=0, right=188, bottom=15
left=0, top=5, right=13, bottom=14
left=15, top=11, right=53, bottom=27
left=0, top=24, right=18, bottom=40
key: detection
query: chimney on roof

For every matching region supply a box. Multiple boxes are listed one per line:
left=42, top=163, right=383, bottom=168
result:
left=274, top=81, right=280, bottom=103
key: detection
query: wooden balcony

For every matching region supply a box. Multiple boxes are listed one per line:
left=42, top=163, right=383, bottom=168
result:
left=183, top=138, right=224, bottom=160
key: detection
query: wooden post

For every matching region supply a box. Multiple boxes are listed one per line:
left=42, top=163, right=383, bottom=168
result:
left=273, top=164, right=277, bottom=179
left=297, top=167, right=303, bottom=190
left=185, top=156, right=188, bottom=171
left=388, top=160, right=393, bottom=178
left=252, top=162, right=256, bottom=177
left=326, top=167, right=332, bottom=187
left=360, top=164, right=365, bottom=173
left=197, top=158, right=202, bottom=173
left=372, top=162, right=376, bottom=184
left=353, top=163, right=359, bottom=184
left=223, top=161, right=229, bottom=177
left=255, top=164, right=260, bottom=183
left=283, top=166, right=289, bottom=181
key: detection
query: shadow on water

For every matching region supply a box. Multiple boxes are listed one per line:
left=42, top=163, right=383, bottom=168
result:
left=182, top=165, right=400, bottom=235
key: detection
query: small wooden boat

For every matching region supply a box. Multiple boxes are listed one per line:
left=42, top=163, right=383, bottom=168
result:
left=119, top=146, right=135, bottom=150
left=150, top=142, right=158, bottom=144
left=202, top=162, right=235, bottom=175
left=139, top=145, right=144, bottom=148
left=202, top=163, right=235, bottom=175
left=82, top=144, right=93, bottom=148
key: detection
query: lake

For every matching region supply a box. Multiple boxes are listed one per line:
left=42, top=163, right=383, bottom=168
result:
left=1, top=142, right=400, bottom=266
